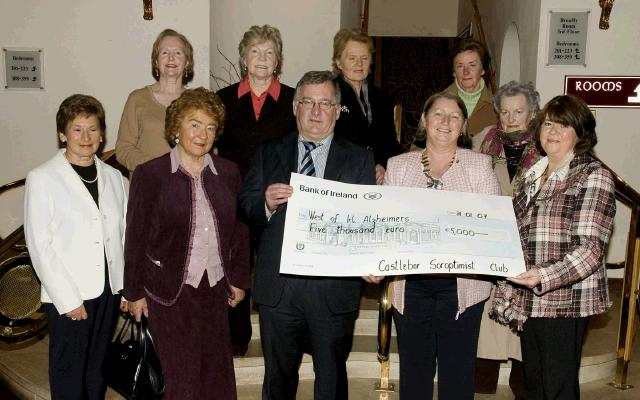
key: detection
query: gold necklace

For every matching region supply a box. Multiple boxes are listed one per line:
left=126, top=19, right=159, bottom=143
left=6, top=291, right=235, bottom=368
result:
left=421, top=149, right=456, bottom=188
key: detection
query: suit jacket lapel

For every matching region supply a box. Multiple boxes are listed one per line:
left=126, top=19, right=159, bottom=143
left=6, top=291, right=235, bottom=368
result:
left=275, top=132, right=299, bottom=178
left=95, top=157, right=106, bottom=207
left=324, top=135, right=347, bottom=181
left=54, top=150, right=100, bottom=211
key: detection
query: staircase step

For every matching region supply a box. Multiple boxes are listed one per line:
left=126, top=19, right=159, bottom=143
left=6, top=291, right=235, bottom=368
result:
left=0, top=280, right=629, bottom=398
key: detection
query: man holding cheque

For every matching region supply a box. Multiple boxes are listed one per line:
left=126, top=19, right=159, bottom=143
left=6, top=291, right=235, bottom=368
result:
left=239, top=70, right=376, bottom=400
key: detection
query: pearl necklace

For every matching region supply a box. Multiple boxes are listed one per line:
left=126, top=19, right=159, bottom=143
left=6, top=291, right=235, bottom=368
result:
left=421, top=149, right=456, bottom=189
left=79, top=174, right=98, bottom=184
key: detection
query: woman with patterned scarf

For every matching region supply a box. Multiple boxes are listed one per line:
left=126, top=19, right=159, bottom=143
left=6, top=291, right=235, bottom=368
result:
left=474, top=81, right=541, bottom=398
left=478, top=81, right=542, bottom=194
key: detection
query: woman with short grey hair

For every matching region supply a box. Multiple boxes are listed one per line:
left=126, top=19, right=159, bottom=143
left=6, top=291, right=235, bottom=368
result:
left=477, top=80, right=542, bottom=195
left=475, top=80, right=542, bottom=398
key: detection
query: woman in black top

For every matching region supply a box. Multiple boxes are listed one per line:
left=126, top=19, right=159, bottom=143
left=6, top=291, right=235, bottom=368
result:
left=215, top=24, right=296, bottom=355
left=216, top=24, right=296, bottom=177
left=332, top=28, right=402, bottom=184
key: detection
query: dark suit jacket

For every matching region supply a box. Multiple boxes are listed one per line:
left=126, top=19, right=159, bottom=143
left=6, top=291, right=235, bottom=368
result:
left=238, top=132, right=376, bottom=313
left=216, top=82, right=297, bottom=178
left=333, top=76, right=402, bottom=167
left=122, top=153, right=250, bottom=305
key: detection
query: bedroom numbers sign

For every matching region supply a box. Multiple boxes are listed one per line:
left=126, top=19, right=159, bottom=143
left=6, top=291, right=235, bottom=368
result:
left=547, top=11, right=589, bottom=66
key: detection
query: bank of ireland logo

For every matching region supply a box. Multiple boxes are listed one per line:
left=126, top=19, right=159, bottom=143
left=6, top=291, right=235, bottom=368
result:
left=363, top=192, right=382, bottom=200
left=296, top=243, right=305, bottom=250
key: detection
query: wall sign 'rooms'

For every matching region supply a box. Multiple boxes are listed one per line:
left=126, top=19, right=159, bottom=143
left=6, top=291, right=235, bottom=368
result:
left=565, top=76, right=640, bottom=108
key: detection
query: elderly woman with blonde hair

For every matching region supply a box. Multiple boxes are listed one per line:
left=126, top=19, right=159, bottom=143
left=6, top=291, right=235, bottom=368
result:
left=332, top=28, right=401, bottom=184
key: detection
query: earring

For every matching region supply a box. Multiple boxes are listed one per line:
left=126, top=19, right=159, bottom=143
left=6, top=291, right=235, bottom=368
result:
left=99, top=137, right=103, bottom=143
left=175, top=137, right=180, bottom=144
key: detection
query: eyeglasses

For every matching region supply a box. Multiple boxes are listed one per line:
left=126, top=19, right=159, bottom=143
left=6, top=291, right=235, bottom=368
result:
left=297, top=99, right=336, bottom=111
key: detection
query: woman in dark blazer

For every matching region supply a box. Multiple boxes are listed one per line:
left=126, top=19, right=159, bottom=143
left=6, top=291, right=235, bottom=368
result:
left=332, top=28, right=402, bottom=184
left=216, top=24, right=296, bottom=177
left=124, top=88, right=250, bottom=399
left=216, top=24, right=296, bottom=354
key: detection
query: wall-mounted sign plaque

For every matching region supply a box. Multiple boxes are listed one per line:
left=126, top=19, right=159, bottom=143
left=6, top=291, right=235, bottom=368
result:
left=547, top=11, right=589, bottom=66
left=3, top=48, right=44, bottom=90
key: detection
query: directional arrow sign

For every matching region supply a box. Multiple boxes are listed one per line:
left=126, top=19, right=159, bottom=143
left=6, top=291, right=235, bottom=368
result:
left=565, top=76, right=640, bottom=108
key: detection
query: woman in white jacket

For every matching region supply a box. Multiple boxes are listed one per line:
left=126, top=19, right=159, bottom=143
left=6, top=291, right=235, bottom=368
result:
left=24, top=94, right=127, bottom=400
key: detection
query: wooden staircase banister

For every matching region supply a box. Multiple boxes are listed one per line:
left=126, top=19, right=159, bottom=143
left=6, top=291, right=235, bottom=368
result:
left=470, top=0, right=497, bottom=93
left=594, top=155, right=640, bottom=390
left=596, top=155, right=640, bottom=209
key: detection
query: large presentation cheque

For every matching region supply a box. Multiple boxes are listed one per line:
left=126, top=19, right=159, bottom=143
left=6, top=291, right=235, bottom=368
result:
left=280, top=173, right=526, bottom=278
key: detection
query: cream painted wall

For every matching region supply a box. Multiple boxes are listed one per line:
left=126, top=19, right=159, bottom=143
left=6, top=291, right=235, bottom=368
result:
left=210, top=0, right=360, bottom=89
left=473, top=0, right=541, bottom=86
left=477, top=0, right=637, bottom=268
left=341, top=0, right=364, bottom=29
left=369, top=0, right=462, bottom=37
left=0, top=0, right=210, bottom=235
left=2, top=1, right=636, bottom=266
left=535, top=0, right=639, bottom=268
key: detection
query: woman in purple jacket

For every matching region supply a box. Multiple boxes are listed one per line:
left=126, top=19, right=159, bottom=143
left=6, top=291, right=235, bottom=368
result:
left=123, top=87, right=250, bottom=399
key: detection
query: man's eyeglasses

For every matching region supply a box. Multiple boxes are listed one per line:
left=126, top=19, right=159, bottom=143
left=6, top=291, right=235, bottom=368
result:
left=297, top=99, right=336, bottom=111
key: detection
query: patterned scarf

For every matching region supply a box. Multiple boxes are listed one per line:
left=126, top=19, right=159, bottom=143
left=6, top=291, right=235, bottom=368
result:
left=479, top=126, right=540, bottom=190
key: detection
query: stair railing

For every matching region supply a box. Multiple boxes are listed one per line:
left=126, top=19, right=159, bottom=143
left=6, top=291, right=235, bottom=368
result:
left=597, top=157, right=640, bottom=390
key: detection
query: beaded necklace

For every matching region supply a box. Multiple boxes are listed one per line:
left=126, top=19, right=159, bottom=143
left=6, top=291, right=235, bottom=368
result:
left=421, top=149, right=456, bottom=189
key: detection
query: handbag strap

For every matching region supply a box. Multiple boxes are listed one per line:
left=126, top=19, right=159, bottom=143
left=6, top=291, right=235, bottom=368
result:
left=114, top=313, right=133, bottom=343
left=139, top=314, right=156, bottom=358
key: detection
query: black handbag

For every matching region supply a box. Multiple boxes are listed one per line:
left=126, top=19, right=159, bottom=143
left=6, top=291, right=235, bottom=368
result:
left=104, top=313, right=165, bottom=399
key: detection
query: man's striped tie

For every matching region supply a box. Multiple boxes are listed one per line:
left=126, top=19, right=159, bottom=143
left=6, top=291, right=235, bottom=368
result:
left=300, top=141, right=317, bottom=176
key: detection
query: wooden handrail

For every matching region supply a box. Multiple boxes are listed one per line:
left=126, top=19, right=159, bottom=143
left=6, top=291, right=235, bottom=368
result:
left=0, top=149, right=121, bottom=243
left=470, top=0, right=497, bottom=93
left=597, top=156, right=640, bottom=209
left=0, top=179, right=26, bottom=197
left=595, top=155, right=640, bottom=389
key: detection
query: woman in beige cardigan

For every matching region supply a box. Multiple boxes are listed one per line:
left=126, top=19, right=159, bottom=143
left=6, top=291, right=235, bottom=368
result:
left=115, top=29, right=194, bottom=175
